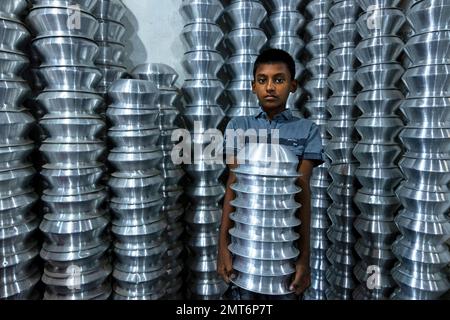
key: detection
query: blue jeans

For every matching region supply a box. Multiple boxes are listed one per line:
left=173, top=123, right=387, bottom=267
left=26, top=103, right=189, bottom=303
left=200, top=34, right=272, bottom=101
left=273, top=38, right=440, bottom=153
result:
left=222, top=284, right=300, bottom=301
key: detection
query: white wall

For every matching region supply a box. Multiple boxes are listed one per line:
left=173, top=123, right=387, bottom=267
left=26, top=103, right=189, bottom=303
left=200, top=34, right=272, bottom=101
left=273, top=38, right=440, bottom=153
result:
left=122, top=0, right=186, bottom=86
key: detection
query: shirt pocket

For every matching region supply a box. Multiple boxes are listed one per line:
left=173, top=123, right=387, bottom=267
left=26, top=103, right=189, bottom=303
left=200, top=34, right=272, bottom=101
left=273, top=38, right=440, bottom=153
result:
left=279, top=137, right=306, bottom=158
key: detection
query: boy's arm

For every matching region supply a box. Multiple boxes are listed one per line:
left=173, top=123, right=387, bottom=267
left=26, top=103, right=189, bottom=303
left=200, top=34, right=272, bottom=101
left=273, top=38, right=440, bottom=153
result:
left=217, top=161, right=238, bottom=283
left=290, top=159, right=314, bottom=294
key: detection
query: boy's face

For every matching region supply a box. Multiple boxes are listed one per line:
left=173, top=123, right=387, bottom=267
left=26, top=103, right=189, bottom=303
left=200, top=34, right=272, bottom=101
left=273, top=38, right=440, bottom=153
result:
left=252, top=62, right=297, bottom=112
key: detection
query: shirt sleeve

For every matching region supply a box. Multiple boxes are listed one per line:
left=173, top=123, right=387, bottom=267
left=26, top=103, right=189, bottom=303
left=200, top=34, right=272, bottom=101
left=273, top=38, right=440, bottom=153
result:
left=303, top=122, right=325, bottom=167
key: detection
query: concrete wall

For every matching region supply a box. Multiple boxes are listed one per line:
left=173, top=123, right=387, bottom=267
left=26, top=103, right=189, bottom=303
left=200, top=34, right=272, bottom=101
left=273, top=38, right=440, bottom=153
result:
left=122, top=0, right=186, bottom=86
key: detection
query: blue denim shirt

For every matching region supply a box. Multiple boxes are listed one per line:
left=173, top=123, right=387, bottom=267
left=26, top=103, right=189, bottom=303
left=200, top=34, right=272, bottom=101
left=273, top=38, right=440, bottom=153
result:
left=224, top=108, right=324, bottom=166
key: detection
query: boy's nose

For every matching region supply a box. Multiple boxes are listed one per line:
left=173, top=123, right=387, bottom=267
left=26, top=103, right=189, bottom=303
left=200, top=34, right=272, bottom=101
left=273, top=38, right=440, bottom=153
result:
left=266, top=80, right=275, bottom=91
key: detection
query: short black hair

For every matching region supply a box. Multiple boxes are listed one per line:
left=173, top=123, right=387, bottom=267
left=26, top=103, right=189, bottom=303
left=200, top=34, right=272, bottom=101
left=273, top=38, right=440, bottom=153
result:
left=253, top=48, right=296, bottom=80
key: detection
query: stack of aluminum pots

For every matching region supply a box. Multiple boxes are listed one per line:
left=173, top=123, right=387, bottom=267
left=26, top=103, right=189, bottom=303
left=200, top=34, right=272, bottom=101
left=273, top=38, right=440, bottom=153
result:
left=93, top=0, right=128, bottom=96
left=224, top=0, right=267, bottom=118
left=131, top=63, right=185, bottom=300
left=303, top=0, right=332, bottom=301
left=392, top=0, right=450, bottom=300
left=26, top=0, right=112, bottom=300
left=0, top=0, right=41, bottom=300
left=229, top=143, right=301, bottom=296
left=265, top=0, right=304, bottom=117
left=325, top=0, right=361, bottom=300
left=180, top=0, right=227, bottom=300
left=107, top=79, right=166, bottom=300
left=352, top=1, right=405, bottom=300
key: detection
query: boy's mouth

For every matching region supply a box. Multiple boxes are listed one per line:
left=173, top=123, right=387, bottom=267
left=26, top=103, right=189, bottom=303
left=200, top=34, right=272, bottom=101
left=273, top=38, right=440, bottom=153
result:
left=264, top=95, right=278, bottom=101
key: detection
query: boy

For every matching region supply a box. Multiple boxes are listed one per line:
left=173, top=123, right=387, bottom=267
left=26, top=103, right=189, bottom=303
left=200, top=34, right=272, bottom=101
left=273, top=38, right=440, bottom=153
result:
left=217, top=48, right=324, bottom=300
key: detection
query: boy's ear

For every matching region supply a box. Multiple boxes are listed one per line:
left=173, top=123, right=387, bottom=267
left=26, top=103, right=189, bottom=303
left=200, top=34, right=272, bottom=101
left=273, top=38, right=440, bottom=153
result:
left=290, top=79, right=298, bottom=93
left=251, top=80, right=256, bottom=93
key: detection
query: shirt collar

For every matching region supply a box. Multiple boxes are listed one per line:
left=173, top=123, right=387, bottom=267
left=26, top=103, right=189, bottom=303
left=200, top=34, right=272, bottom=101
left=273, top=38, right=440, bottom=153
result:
left=255, top=108, right=293, bottom=122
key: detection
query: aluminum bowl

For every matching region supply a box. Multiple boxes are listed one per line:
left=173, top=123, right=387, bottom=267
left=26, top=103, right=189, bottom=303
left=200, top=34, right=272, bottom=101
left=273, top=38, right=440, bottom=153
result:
left=131, top=63, right=179, bottom=88
left=30, top=0, right=97, bottom=11
left=32, top=36, right=98, bottom=67
left=0, top=17, right=30, bottom=53
left=181, top=22, right=224, bottom=51
left=95, top=20, right=126, bottom=43
left=42, top=189, right=107, bottom=213
left=0, top=51, right=29, bottom=80
left=40, top=115, right=105, bottom=141
left=0, top=80, right=30, bottom=110
left=95, top=41, right=125, bottom=66
left=231, top=271, right=294, bottom=296
left=35, top=91, right=103, bottom=116
left=225, top=27, right=267, bottom=55
left=0, top=0, right=28, bottom=18
left=229, top=224, right=299, bottom=243
left=37, top=66, right=102, bottom=92
left=225, top=0, right=266, bottom=28
left=182, top=50, right=224, bottom=80
left=179, top=0, right=224, bottom=23
left=267, top=11, right=305, bottom=36
left=108, top=147, right=163, bottom=172
left=41, top=164, right=103, bottom=191
left=229, top=237, right=299, bottom=260
left=93, top=0, right=126, bottom=21
left=407, top=0, right=450, bottom=34
left=26, top=7, right=99, bottom=38
left=355, top=36, right=404, bottom=66
left=107, top=78, right=158, bottom=107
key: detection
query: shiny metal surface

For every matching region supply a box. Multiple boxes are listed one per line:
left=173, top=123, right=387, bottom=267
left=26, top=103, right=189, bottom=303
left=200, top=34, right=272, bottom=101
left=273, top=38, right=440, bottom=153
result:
left=32, top=36, right=98, bottom=67
left=231, top=271, right=294, bottom=296
left=30, top=0, right=97, bottom=11
left=95, top=20, right=126, bottom=43
left=182, top=50, right=224, bottom=79
left=93, top=0, right=126, bottom=21
left=225, top=0, right=266, bottom=28
left=35, top=91, right=103, bottom=116
left=181, top=22, right=224, bottom=51
left=0, top=0, right=29, bottom=18
left=0, top=51, right=29, bottom=80
left=225, top=27, right=267, bottom=55
left=96, top=42, right=125, bottom=66
left=407, top=0, right=450, bottom=34
left=181, top=0, right=225, bottom=299
left=37, top=66, right=102, bottom=92
left=131, top=63, right=179, bottom=88
left=0, top=18, right=30, bottom=53
left=26, top=7, right=99, bottom=38
left=179, top=0, right=224, bottom=23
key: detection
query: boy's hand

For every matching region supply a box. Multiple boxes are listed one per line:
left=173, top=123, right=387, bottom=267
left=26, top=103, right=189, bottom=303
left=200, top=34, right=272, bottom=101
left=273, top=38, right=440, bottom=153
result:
left=217, top=246, right=234, bottom=283
left=289, top=260, right=311, bottom=295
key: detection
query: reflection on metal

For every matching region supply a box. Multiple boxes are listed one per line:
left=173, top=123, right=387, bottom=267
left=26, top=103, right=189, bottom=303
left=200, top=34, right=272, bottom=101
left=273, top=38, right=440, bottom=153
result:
left=107, top=79, right=167, bottom=300
left=26, top=0, right=112, bottom=300
left=304, top=0, right=332, bottom=301
left=131, top=63, right=186, bottom=299
left=353, top=0, right=405, bottom=300
left=93, top=0, right=128, bottom=96
left=325, top=0, right=361, bottom=300
left=392, top=0, right=450, bottom=300
left=229, top=143, right=301, bottom=295
left=180, top=0, right=226, bottom=300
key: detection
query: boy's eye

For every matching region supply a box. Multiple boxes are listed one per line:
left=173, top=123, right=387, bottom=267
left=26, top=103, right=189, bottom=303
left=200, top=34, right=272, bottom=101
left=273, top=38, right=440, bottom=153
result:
left=275, top=78, right=285, bottom=84
left=257, top=78, right=266, bottom=84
